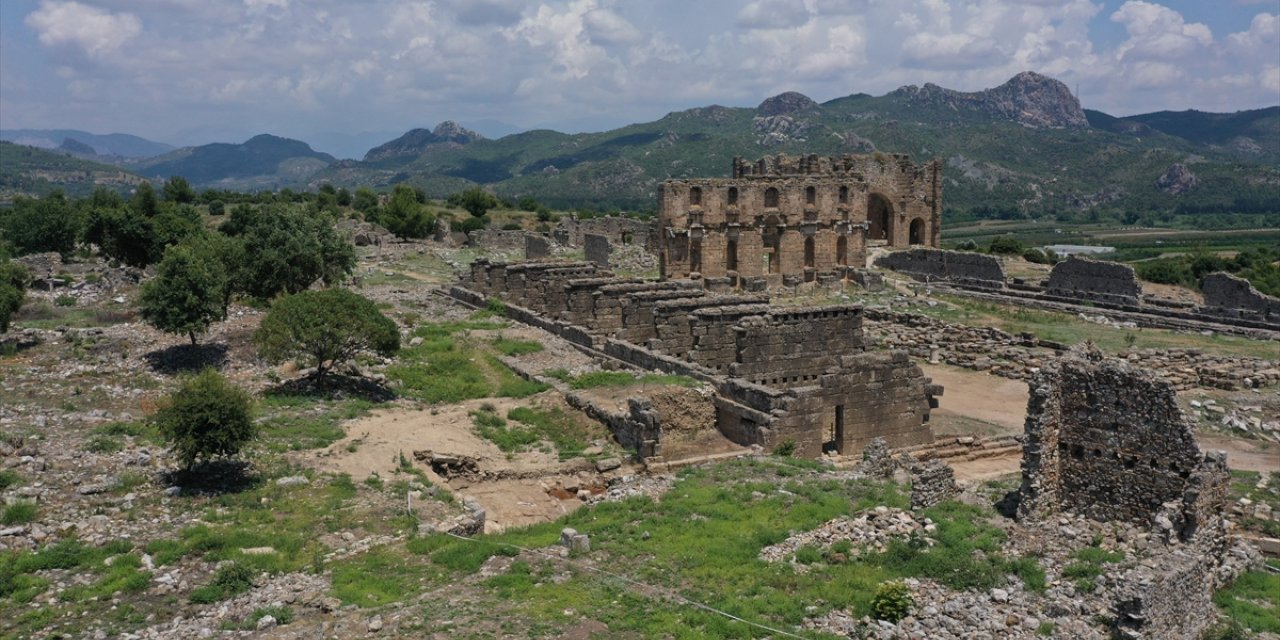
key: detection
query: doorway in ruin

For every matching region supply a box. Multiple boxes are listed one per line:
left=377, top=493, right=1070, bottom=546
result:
left=690, top=238, right=703, bottom=274
left=762, top=215, right=782, bottom=274
left=868, top=194, right=893, bottom=242
left=726, top=238, right=739, bottom=272
left=836, top=235, right=848, bottom=266
left=824, top=405, right=845, bottom=454
left=909, top=218, right=925, bottom=245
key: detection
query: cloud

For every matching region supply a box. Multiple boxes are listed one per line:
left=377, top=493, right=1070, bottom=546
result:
left=737, top=0, right=810, bottom=30
left=1111, top=0, right=1213, bottom=60
left=25, top=0, right=142, bottom=57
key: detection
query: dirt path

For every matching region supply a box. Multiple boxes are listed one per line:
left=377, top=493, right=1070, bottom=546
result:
left=922, top=364, right=1028, bottom=435
left=1197, top=434, right=1280, bottom=473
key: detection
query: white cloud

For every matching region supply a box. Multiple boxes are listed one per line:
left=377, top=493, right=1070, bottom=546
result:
left=737, top=0, right=810, bottom=30
left=1111, top=0, right=1212, bottom=61
left=25, top=0, right=142, bottom=57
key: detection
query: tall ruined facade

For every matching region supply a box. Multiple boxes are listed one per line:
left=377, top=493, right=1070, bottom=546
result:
left=658, top=153, right=942, bottom=288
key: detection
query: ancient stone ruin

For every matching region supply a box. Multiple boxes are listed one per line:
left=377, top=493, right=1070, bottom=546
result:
left=524, top=234, right=551, bottom=260
left=1201, top=271, right=1280, bottom=323
left=1045, top=256, right=1143, bottom=306
left=657, top=153, right=942, bottom=289
left=873, top=248, right=1005, bottom=289
left=1016, top=346, right=1238, bottom=640
left=554, top=216, right=655, bottom=252
left=583, top=234, right=611, bottom=268
left=909, top=458, right=960, bottom=510
left=453, top=259, right=941, bottom=460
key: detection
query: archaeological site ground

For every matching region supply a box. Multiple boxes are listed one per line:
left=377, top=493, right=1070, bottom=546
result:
left=1, top=154, right=1278, bottom=640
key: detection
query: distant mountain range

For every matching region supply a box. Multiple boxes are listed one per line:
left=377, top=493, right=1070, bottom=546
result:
left=0, top=129, right=174, bottom=158
left=2, top=72, right=1277, bottom=213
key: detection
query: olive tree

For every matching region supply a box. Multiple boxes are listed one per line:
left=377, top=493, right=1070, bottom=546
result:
left=254, top=288, right=399, bottom=377
left=151, top=368, right=255, bottom=470
left=139, top=242, right=229, bottom=344
left=0, top=259, right=30, bottom=333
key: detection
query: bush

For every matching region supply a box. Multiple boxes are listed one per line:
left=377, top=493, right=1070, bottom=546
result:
left=227, top=205, right=356, bottom=300
left=871, top=580, right=914, bottom=622
left=1, top=501, right=38, bottom=525
left=150, top=369, right=255, bottom=470
left=378, top=185, right=434, bottom=239
left=0, top=260, right=30, bottom=333
left=955, top=239, right=979, bottom=252
left=1022, top=247, right=1058, bottom=264
left=208, top=201, right=226, bottom=216
left=254, top=288, right=399, bottom=377
left=189, top=562, right=255, bottom=603
left=773, top=440, right=797, bottom=457
left=0, top=192, right=79, bottom=256
left=450, top=187, right=499, bottom=218
left=988, top=236, right=1024, bottom=255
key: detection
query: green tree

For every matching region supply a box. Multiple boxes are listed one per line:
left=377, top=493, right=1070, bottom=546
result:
left=0, top=259, right=30, bottom=333
left=233, top=205, right=356, bottom=300
left=139, top=243, right=229, bottom=345
left=352, top=187, right=379, bottom=216
left=335, top=187, right=353, bottom=207
left=379, top=184, right=434, bottom=239
left=151, top=369, right=255, bottom=470
left=131, top=183, right=160, bottom=217
left=988, top=236, right=1024, bottom=255
left=0, top=192, right=79, bottom=256
left=162, top=176, right=197, bottom=204
left=453, top=187, right=499, bottom=218
left=84, top=206, right=157, bottom=268
left=254, top=288, right=399, bottom=377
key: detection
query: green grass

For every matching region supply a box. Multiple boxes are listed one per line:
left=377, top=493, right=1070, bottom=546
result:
left=1061, top=544, right=1125, bottom=593
left=0, top=502, right=37, bottom=525
left=565, top=371, right=702, bottom=390
left=470, top=408, right=538, bottom=453
left=388, top=321, right=547, bottom=403
left=922, top=294, right=1277, bottom=360
left=257, top=396, right=375, bottom=452
left=1215, top=566, right=1280, bottom=633
left=330, top=547, right=439, bottom=608
left=0, top=470, right=21, bottom=491
left=403, top=459, right=1044, bottom=636
left=492, top=336, right=544, bottom=356
left=189, top=563, right=255, bottom=604
left=507, top=406, right=593, bottom=460
left=84, top=434, right=124, bottom=453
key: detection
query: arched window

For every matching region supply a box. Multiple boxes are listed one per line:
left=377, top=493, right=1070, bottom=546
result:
left=867, top=193, right=893, bottom=241
left=839, top=186, right=849, bottom=204
left=689, top=186, right=702, bottom=206
left=805, top=186, right=816, bottom=205
left=727, top=186, right=739, bottom=205
left=764, top=187, right=779, bottom=208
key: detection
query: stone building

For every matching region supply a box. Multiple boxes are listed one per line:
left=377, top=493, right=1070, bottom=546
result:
left=455, top=259, right=940, bottom=459
left=657, top=153, right=942, bottom=288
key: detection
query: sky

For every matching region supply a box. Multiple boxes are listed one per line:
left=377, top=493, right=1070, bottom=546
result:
left=1, top=0, right=1278, bottom=158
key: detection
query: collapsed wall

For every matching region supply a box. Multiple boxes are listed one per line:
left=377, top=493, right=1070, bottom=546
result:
left=1201, top=271, right=1280, bottom=323
left=874, top=248, right=1006, bottom=289
left=554, top=216, right=655, bottom=251
left=1045, top=256, right=1142, bottom=306
left=456, top=259, right=939, bottom=460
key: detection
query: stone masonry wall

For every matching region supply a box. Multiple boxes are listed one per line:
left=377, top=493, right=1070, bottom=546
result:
left=554, top=216, right=656, bottom=251
left=525, top=235, right=551, bottom=260
left=1201, top=272, right=1280, bottom=323
left=1017, top=346, right=1228, bottom=541
left=874, top=248, right=1006, bottom=289
left=584, top=234, right=611, bottom=268
left=1045, top=256, right=1142, bottom=306
left=1111, top=551, right=1220, bottom=640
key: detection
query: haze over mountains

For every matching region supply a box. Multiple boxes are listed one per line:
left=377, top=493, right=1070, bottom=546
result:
left=3, top=73, right=1277, bottom=214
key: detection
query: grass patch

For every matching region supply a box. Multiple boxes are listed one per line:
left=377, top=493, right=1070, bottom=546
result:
left=1061, top=544, right=1125, bottom=593
left=388, top=322, right=547, bottom=403
left=1215, top=567, right=1280, bottom=633
left=507, top=406, right=593, bottom=460
left=0, top=469, right=21, bottom=491
left=84, top=434, right=123, bottom=453
left=566, top=371, right=701, bottom=390
left=189, top=563, right=255, bottom=604
left=330, top=547, right=436, bottom=608
left=404, top=458, right=1043, bottom=635
left=257, top=397, right=374, bottom=452
left=492, top=336, right=544, bottom=356
left=1, top=502, right=38, bottom=525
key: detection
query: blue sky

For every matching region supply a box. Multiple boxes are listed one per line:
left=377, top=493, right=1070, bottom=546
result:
left=2, top=0, right=1278, bottom=158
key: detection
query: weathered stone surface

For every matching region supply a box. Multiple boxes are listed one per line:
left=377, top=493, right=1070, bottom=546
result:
left=1155, top=163, right=1198, bottom=195
left=584, top=234, right=611, bottom=268
left=1200, top=271, right=1279, bottom=323
left=525, top=234, right=551, bottom=260
left=1045, top=256, right=1142, bottom=306
left=910, top=458, right=959, bottom=510
left=875, top=248, right=1005, bottom=288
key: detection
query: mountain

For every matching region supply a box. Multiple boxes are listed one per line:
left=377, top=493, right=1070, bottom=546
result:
left=130, top=134, right=336, bottom=189
left=0, top=129, right=173, bottom=158
left=363, top=121, right=485, bottom=162
left=306, top=71, right=1277, bottom=215
left=0, top=141, right=147, bottom=199
left=1085, top=107, right=1280, bottom=163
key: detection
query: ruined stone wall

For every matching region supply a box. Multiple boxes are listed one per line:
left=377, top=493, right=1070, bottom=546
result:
left=467, top=229, right=536, bottom=251
left=874, top=248, right=1006, bottom=289
left=1201, top=272, right=1280, bottom=323
left=1045, top=256, right=1142, bottom=306
left=728, top=306, right=865, bottom=383
left=1112, top=552, right=1220, bottom=640
left=584, top=234, right=611, bottom=268
left=1017, top=347, right=1228, bottom=540
left=525, top=235, right=551, bottom=260
left=554, top=216, right=656, bottom=251
left=658, top=153, right=942, bottom=287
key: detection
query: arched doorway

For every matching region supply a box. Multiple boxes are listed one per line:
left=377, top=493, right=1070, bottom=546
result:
left=909, top=218, right=926, bottom=245
left=867, top=194, right=893, bottom=242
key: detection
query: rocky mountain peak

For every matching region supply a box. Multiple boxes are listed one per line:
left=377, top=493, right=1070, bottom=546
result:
left=891, top=72, right=1087, bottom=129
left=432, top=121, right=484, bottom=143
left=756, top=92, right=820, bottom=117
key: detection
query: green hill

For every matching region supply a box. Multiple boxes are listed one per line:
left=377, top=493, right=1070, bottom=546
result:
left=130, top=134, right=335, bottom=190
left=308, top=72, right=1279, bottom=215
left=0, top=141, right=146, bottom=199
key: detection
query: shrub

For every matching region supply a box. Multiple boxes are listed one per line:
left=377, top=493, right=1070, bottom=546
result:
left=208, top=200, right=226, bottom=216
left=150, top=368, right=255, bottom=470
left=955, top=239, right=979, bottom=252
left=988, top=236, right=1024, bottom=255
left=189, top=562, right=255, bottom=603
left=254, top=288, right=399, bottom=377
left=871, top=580, right=914, bottom=622
left=0, top=260, right=30, bottom=333
left=54, top=294, right=76, bottom=307
left=227, top=205, right=356, bottom=300
left=0, top=192, right=79, bottom=256
left=773, top=440, right=797, bottom=457
left=378, top=185, right=434, bottom=239
left=450, top=187, right=500, bottom=218
left=1022, top=247, right=1058, bottom=264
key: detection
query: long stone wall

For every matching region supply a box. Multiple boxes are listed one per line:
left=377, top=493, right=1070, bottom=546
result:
left=1045, top=256, right=1142, bottom=306
left=455, top=259, right=939, bottom=460
left=1201, top=272, right=1280, bottom=323
left=874, top=248, right=1005, bottom=289
left=554, top=216, right=656, bottom=251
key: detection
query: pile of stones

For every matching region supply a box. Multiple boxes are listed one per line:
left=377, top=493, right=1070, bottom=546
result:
left=759, top=506, right=935, bottom=566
